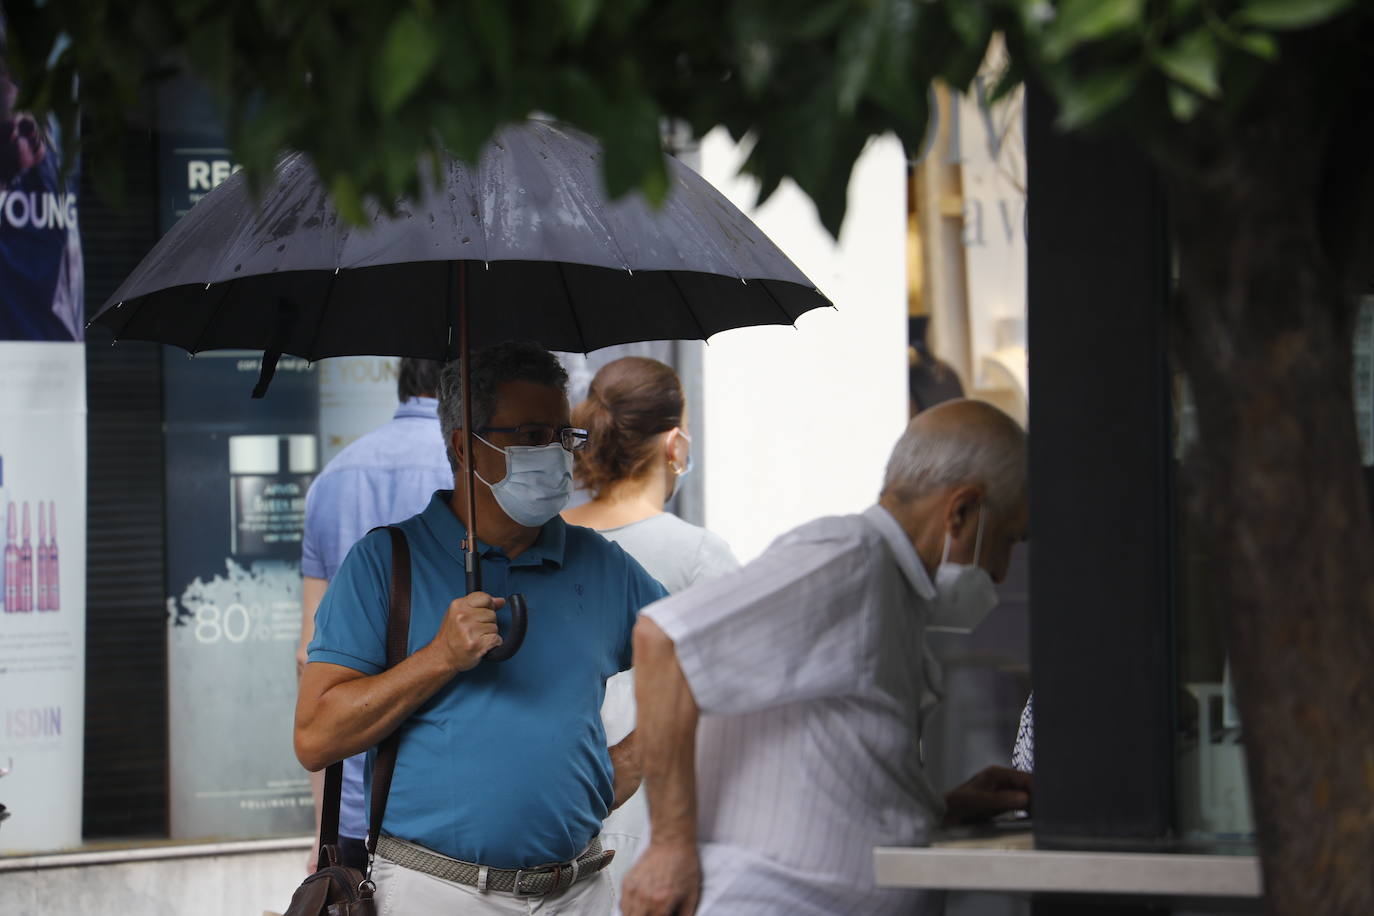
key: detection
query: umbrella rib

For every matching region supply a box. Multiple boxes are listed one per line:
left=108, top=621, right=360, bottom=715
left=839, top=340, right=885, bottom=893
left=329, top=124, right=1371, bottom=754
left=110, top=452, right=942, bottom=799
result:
left=114, top=291, right=154, bottom=343
left=188, top=281, right=236, bottom=355
left=756, top=279, right=797, bottom=327
left=554, top=263, right=590, bottom=353
left=666, top=270, right=710, bottom=342
left=304, top=269, right=340, bottom=361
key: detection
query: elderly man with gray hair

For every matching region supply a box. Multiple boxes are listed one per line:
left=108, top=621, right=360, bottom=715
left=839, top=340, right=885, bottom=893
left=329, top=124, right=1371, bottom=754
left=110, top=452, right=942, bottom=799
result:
left=622, top=399, right=1033, bottom=916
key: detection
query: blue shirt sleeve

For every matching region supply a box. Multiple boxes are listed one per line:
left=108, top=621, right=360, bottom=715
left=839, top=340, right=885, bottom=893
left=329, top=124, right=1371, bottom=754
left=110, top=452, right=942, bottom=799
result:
left=307, top=528, right=393, bottom=674
left=619, top=552, right=668, bottom=672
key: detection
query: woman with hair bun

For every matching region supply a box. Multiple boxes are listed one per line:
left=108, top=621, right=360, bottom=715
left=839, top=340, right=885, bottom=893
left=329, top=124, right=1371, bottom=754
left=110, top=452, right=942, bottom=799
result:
left=563, top=356, right=738, bottom=589
left=563, top=356, right=739, bottom=899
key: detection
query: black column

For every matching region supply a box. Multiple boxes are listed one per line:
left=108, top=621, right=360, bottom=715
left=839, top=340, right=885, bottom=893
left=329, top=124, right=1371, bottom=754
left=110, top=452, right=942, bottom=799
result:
left=1026, top=82, right=1175, bottom=854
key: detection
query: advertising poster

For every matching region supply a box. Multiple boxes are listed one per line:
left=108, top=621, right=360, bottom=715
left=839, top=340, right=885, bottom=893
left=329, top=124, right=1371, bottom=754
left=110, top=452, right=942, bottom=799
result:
left=0, top=345, right=87, bottom=854
left=158, top=74, right=316, bottom=838
left=317, top=357, right=402, bottom=466
left=0, top=37, right=86, bottom=851
left=163, top=352, right=319, bottom=838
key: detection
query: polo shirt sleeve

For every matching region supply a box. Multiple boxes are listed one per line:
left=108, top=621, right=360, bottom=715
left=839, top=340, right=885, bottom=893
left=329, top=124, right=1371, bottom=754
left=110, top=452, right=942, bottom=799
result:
left=644, top=528, right=871, bottom=716
left=307, top=528, right=392, bottom=675
left=301, top=472, right=341, bottom=581
left=619, top=553, right=669, bottom=673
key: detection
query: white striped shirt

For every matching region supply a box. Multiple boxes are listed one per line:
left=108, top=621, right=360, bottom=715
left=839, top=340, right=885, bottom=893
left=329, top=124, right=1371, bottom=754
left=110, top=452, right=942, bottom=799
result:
left=644, top=505, right=946, bottom=915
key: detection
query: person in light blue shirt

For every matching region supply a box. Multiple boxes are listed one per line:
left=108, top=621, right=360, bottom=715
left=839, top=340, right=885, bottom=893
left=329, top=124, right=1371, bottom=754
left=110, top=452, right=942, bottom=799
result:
left=296, top=341, right=667, bottom=914
left=297, top=358, right=453, bottom=870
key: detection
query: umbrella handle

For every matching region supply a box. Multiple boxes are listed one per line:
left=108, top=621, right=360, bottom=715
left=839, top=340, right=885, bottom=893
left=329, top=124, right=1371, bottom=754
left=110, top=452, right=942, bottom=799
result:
left=484, top=593, right=528, bottom=662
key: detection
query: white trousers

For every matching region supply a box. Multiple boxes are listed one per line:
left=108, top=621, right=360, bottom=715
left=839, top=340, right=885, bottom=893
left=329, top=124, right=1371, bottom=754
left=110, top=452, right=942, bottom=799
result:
left=374, top=855, right=615, bottom=915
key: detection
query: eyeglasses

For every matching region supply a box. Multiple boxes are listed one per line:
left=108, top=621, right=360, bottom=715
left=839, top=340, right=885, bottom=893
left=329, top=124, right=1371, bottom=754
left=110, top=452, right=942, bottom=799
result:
left=478, top=425, right=589, bottom=452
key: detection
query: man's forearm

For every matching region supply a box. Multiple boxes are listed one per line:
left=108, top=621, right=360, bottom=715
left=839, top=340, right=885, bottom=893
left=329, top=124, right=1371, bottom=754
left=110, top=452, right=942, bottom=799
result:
left=295, top=645, right=455, bottom=771
left=609, top=730, right=641, bottom=810
left=632, top=617, right=700, bottom=846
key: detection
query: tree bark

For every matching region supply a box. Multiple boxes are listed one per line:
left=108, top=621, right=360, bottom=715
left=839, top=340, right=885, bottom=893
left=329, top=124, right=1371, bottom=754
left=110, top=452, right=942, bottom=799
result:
left=1168, top=80, right=1374, bottom=911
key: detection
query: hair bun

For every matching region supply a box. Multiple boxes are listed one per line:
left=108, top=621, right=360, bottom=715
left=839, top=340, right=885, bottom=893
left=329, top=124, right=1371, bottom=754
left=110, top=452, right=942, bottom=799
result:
left=572, top=357, right=685, bottom=497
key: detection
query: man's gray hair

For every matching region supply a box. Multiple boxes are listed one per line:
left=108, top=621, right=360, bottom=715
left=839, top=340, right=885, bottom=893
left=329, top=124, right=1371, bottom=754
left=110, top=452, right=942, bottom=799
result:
left=882, top=400, right=1027, bottom=518
left=437, top=341, right=570, bottom=472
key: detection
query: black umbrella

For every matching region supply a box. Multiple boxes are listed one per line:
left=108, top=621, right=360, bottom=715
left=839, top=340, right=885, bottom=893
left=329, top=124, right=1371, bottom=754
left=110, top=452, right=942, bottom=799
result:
left=91, top=119, right=831, bottom=659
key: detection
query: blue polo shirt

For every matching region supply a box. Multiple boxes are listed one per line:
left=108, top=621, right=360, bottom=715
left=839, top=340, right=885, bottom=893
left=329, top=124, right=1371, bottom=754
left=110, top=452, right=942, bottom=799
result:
left=308, top=490, right=667, bottom=868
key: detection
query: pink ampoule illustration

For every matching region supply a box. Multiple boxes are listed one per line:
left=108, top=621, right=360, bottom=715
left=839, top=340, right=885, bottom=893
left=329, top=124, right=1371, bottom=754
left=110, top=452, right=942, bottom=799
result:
left=3, top=503, right=17, bottom=612
left=19, top=502, right=33, bottom=612
left=47, top=501, right=59, bottom=612
left=36, top=501, right=48, bottom=611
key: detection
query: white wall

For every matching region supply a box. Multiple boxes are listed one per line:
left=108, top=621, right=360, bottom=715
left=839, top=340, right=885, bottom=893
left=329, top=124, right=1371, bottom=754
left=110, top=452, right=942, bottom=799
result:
left=4, top=845, right=309, bottom=916
left=697, top=130, right=909, bottom=563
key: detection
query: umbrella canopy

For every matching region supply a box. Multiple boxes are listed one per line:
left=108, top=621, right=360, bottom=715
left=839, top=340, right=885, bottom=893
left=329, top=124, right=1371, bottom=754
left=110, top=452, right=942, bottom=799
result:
left=92, top=119, right=829, bottom=362
left=91, top=119, right=832, bottom=661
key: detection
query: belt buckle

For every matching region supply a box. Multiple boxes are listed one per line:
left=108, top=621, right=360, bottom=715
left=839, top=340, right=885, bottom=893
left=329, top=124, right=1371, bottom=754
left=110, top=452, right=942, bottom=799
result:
left=512, top=866, right=548, bottom=897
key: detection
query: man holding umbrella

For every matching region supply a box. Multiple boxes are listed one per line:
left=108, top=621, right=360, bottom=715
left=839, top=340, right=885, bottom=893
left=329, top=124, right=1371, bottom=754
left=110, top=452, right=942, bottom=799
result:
left=295, top=340, right=667, bottom=913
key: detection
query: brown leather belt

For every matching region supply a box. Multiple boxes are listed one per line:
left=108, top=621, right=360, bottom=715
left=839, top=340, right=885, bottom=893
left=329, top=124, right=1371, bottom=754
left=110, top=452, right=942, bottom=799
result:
left=376, top=834, right=614, bottom=897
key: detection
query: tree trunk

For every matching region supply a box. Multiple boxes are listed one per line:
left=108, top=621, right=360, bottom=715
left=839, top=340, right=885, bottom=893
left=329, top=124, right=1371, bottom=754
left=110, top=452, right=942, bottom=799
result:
left=1169, top=95, right=1374, bottom=911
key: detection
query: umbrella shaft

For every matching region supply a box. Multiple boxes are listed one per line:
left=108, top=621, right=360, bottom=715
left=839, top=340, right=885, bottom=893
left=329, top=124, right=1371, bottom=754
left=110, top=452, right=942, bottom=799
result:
left=458, top=260, right=482, bottom=595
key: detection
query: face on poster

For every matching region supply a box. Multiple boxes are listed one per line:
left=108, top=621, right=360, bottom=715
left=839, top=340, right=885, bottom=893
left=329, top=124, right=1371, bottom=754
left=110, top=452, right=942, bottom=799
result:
left=0, top=52, right=83, bottom=344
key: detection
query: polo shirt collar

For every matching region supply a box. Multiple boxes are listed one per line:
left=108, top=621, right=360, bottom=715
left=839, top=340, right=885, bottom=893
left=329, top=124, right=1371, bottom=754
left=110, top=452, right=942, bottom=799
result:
left=420, top=490, right=567, bottom=569
left=394, top=396, right=439, bottom=421
left=862, top=504, right=937, bottom=601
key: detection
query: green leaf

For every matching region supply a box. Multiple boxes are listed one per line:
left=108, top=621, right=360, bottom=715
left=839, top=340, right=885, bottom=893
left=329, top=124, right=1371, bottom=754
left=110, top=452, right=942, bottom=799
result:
left=470, top=0, right=515, bottom=81
left=560, top=0, right=602, bottom=40
left=877, top=85, right=932, bottom=161
left=941, top=26, right=993, bottom=90
left=837, top=0, right=894, bottom=113
left=434, top=99, right=503, bottom=165
left=599, top=92, right=667, bottom=204
left=1054, top=64, right=1142, bottom=129
left=331, top=174, right=368, bottom=225
left=987, top=58, right=1027, bottom=104
left=1042, top=0, right=1145, bottom=60
left=736, top=36, right=777, bottom=96
left=946, top=0, right=991, bottom=46
left=1238, top=0, right=1353, bottom=29
left=1167, top=83, right=1202, bottom=121
left=1233, top=31, right=1279, bottom=58
left=786, top=0, right=854, bottom=40
left=376, top=11, right=441, bottom=114
left=1156, top=28, right=1220, bottom=98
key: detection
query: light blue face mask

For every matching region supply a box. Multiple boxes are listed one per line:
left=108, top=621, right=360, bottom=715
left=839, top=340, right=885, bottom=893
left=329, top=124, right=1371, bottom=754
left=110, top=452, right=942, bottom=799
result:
left=474, top=434, right=574, bottom=527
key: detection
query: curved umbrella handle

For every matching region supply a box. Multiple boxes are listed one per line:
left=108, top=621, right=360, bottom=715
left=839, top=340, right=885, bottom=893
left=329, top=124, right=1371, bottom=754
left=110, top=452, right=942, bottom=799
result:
left=485, top=593, right=528, bottom=663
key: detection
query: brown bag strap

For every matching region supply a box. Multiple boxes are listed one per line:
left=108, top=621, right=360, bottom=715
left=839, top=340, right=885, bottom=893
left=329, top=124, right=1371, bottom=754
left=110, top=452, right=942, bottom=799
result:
left=317, top=759, right=345, bottom=856
left=313, top=527, right=411, bottom=870
left=367, top=525, right=412, bottom=858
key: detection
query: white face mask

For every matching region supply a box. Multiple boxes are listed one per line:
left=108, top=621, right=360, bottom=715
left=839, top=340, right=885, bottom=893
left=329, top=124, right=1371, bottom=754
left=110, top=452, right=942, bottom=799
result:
left=473, top=434, right=574, bottom=528
left=927, top=505, right=999, bottom=634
